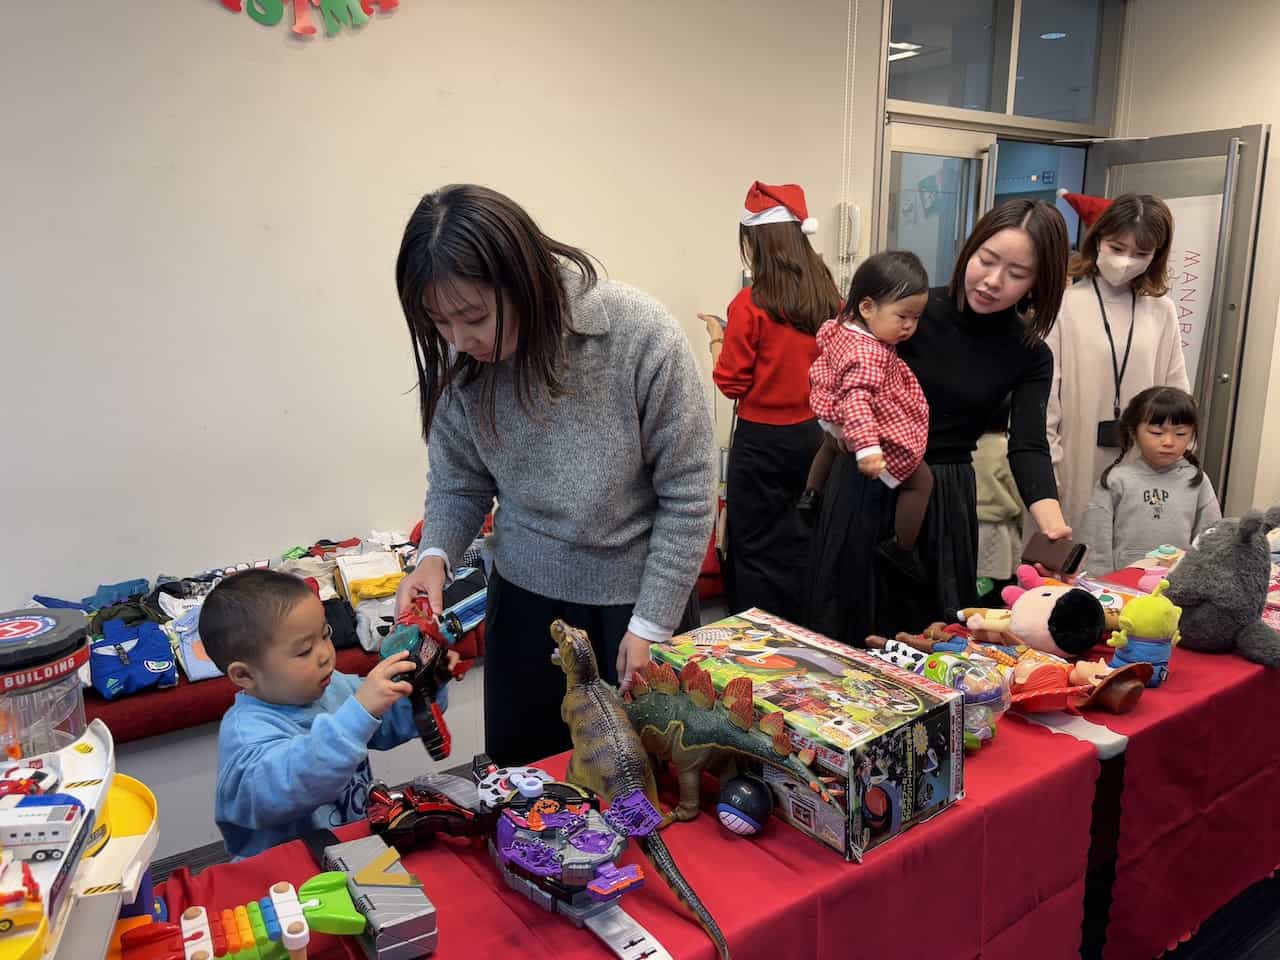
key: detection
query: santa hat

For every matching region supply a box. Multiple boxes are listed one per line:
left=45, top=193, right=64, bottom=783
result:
left=1057, top=188, right=1111, bottom=229
left=742, top=181, right=818, bottom=235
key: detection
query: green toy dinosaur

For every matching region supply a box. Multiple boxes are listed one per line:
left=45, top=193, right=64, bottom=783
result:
left=1108, top=579, right=1182, bottom=687
left=625, top=658, right=840, bottom=823
left=552, top=619, right=731, bottom=960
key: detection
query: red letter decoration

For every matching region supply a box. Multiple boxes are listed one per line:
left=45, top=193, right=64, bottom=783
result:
left=361, top=0, right=400, bottom=12
left=221, top=0, right=244, bottom=11
left=289, top=0, right=318, bottom=35
left=311, top=0, right=370, bottom=36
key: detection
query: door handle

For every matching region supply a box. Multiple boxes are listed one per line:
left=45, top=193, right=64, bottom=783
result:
left=978, top=143, right=999, bottom=216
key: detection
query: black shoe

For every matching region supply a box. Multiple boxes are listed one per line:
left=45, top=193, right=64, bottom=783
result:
left=876, top=536, right=928, bottom=582
left=797, top=489, right=821, bottom=527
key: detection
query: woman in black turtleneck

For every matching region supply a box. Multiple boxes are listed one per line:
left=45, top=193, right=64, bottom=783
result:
left=805, top=199, right=1073, bottom=644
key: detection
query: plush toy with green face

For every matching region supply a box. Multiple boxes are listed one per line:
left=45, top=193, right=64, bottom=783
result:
left=1114, top=581, right=1182, bottom=646
left=1108, top=580, right=1182, bottom=687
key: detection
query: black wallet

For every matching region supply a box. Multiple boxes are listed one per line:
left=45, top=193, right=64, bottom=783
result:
left=1023, top=532, right=1088, bottom=575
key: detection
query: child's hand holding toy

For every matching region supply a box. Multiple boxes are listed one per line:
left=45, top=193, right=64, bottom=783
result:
left=356, top=651, right=416, bottom=718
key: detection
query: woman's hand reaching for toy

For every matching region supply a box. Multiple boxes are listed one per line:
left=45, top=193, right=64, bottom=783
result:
left=698, top=313, right=725, bottom=338
left=356, top=651, right=416, bottom=718
left=396, top=554, right=447, bottom=616
left=616, top=631, right=652, bottom=695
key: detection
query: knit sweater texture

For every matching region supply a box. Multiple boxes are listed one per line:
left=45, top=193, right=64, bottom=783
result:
left=421, top=273, right=716, bottom=630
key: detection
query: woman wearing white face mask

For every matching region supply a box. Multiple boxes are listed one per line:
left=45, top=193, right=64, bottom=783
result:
left=1043, top=191, right=1189, bottom=546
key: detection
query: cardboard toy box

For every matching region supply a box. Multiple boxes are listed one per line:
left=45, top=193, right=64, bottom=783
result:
left=658, top=609, right=964, bottom=860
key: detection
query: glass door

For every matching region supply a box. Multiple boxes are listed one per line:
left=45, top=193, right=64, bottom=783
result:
left=1080, top=125, right=1269, bottom=498
left=880, top=123, right=998, bottom=286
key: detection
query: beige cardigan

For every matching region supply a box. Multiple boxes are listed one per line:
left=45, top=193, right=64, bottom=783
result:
left=1045, top=277, right=1190, bottom=539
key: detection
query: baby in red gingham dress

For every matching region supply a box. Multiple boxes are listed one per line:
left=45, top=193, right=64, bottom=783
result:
left=802, top=251, right=934, bottom=580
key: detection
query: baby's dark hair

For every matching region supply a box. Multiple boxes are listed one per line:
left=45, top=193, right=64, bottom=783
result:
left=1101, top=385, right=1203, bottom=488
left=838, top=250, right=929, bottom=324
left=199, top=569, right=315, bottom=672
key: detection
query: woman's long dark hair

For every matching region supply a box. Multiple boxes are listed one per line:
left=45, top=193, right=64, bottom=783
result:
left=1101, top=386, right=1204, bottom=488
left=837, top=250, right=929, bottom=324
left=739, top=221, right=840, bottom=334
left=948, top=198, right=1069, bottom=343
left=395, top=184, right=597, bottom=441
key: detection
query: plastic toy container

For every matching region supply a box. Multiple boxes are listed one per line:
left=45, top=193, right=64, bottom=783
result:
left=0, top=609, right=90, bottom=758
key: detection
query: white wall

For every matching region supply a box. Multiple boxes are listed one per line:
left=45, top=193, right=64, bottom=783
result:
left=0, top=0, right=884, bottom=608
left=1115, top=0, right=1280, bottom=513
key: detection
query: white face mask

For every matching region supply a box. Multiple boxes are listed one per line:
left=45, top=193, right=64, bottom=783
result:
left=1097, top=251, right=1153, bottom=287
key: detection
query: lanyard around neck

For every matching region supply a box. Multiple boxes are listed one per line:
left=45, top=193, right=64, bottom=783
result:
left=1092, top=278, right=1137, bottom=419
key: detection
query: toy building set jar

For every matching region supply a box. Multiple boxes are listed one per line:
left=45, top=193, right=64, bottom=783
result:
left=657, top=610, right=965, bottom=861
left=0, top=610, right=90, bottom=760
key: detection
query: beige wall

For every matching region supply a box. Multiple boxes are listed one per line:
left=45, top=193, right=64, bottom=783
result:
left=1115, top=0, right=1280, bottom=513
left=0, top=1, right=883, bottom=607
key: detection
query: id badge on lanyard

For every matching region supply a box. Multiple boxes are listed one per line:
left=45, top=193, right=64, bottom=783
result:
left=1093, top=278, right=1137, bottom=448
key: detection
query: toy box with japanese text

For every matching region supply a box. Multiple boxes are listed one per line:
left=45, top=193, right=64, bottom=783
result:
left=658, top=609, right=964, bottom=860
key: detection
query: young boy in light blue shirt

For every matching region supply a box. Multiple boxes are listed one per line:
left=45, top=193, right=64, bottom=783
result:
left=201, top=569, right=420, bottom=859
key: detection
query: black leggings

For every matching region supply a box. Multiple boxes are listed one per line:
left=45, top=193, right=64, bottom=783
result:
left=482, top=569, right=700, bottom=767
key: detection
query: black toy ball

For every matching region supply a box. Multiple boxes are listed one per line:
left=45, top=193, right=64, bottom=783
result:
left=716, top=775, right=774, bottom=836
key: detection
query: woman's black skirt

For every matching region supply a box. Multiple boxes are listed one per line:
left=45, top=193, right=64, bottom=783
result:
left=803, top=454, right=978, bottom=645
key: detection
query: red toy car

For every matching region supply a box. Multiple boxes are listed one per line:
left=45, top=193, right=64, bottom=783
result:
left=0, top=770, right=53, bottom=798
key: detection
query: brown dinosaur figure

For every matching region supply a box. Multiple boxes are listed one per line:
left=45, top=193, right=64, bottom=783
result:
left=552, top=619, right=731, bottom=960
left=626, top=659, right=841, bottom=822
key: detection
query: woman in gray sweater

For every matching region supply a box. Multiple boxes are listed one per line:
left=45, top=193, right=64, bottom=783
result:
left=392, top=184, right=716, bottom=766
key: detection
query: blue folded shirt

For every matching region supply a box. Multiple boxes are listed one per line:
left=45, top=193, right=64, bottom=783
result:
left=90, top=619, right=178, bottom=700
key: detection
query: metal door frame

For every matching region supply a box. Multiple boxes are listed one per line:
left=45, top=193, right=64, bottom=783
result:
left=878, top=123, right=998, bottom=256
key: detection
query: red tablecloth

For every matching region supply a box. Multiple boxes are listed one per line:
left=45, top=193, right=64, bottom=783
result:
left=1091, top=649, right=1280, bottom=959
left=160, top=719, right=1098, bottom=960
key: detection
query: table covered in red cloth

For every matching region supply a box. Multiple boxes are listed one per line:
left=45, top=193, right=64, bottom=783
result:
left=1090, top=649, right=1280, bottom=959
left=159, top=719, right=1098, bottom=960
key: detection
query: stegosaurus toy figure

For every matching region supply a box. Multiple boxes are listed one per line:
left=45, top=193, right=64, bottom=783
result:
left=1108, top=579, right=1182, bottom=687
left=625, top=659, right=841, bottom=823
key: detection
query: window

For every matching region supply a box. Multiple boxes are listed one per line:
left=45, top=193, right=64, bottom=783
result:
left=1014, top=0, right=1107, bottom=124
left=888, top=0, right=1014, bottom=113
left=887, top=0, right=1122, bottom=129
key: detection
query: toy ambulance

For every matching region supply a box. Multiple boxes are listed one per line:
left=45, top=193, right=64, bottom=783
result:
left=0, top=800, right=83, bottom=864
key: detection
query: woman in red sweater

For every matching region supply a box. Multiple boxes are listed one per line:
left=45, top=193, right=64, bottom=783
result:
left=706, top=182, right=841, bottom=622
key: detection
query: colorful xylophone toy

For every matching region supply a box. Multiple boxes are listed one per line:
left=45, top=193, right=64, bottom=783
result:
left=119, top=872, right=364, bottom=960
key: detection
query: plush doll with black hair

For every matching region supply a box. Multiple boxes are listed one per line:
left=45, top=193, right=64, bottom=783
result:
left=1165, top=507, right=1280, bottom=666
left=960, top=565, right=1106, bottom=659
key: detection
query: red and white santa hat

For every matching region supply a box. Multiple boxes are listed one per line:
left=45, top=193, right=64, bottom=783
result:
left=1057, top=188, right=1112, bottom=229
left=742, top=181, right=819, bottom=235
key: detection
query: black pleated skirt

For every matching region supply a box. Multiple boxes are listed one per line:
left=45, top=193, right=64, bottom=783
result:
left=724, top=417, right=823, bottom=624
left=803, top=454, right=979, bottom=645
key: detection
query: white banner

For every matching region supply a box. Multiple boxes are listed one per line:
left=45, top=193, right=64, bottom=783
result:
left=1163, top=194, right=1223, bottom=388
